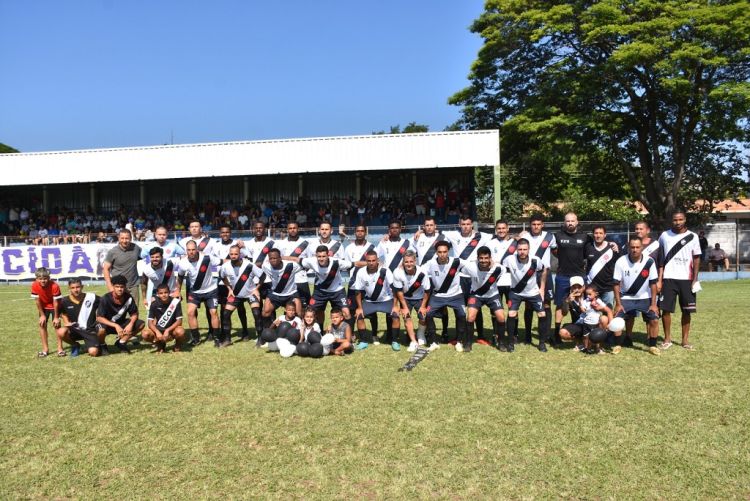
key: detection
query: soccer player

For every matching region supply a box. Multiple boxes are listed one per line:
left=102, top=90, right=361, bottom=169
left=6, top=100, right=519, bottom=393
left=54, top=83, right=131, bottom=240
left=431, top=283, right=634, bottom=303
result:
left=294, top=245, right=352, bottom=327
left=634, top=220, right=660, bottom=260
left=487, top=220, right=518, bottom=310
left=56, top=278, right=101, bottom=357
left=303, top=221, right=346, bottom=260
left=502, top=238, right=550, bottom=352
left=518, top=214, right=555, bottom=345
left=219, top=244, right=265, bottom=345
left=215, top=224, right=250, bottom=340
left=96, top=275, right=145, bottom=354
left=584, top=225, right=619, bottom=307
left=423, top=241, right=470, bottom=352
left=138, top=247, right=179, bottom=308
left=657, top=210, right=701, bottom=350
left=344, top=224, right=375, bottom=321
left=175, top=240, right=224, bottom=347
left=262, top=248, right=303, bottom=321
left=102, top=228, right=143, bottom=307
left=30, top=267, right=63, bottom=357
left=278, top=221, right=312, bottom=307
left=140, top=226, right=184, bottom=259
left=142, top=283, right=186, bottom=353
left=325, top=307, right=353, bottom=355
left=392, top=250, right=432, bottom=352
left=177, top=220, right=217, bottom=336
left=352, top=250, right=403, bottom=351
left=612, top=236, right=660, bottom=355
left=245, top=221, right=277, bottom=328
left=375, top=220, right=414, bottom=345
left=411, top=216, right=450, bottom=341
left=463, top=246, right=507, bottom=349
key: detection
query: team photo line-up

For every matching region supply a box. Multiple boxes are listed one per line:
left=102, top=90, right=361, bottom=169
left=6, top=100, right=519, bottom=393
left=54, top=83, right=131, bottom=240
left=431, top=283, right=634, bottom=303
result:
left=31, top=210, right=701, bottom=359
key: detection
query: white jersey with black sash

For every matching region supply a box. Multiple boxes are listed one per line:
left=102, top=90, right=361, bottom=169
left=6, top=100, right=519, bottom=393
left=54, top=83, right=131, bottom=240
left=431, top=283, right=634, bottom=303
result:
left=585, top=242, right=618, bottom=292
left=353, top=266, right=396, bottom=303
left=247, top=237, right=277, bottom=268
left=179, top=236, right=217, bottom=257
left=178, top=253, right=222, bottom=294
left=344, top=240, right=375, bottom=287
left=502, top=255, right=544, bottom=297
left=138, top=258, right=180, bottom=301
left=444, top=230, right=491, bottom=278
left=393, top=266, right=430, bottom=301
left=488, top=236, right=517, bottom=287
left=642, top=238, right=660, bottom=260
left=220, top=260, right=265, bottom=299
left=424, top=258, right=467, bottom=298
left=301, top=257, right=352, bottom=293
left=412, top=231, right=448, bottom=265
left=279, top=237, right=312, bottom=284
left=613, top=253, right=658, bottom=300
left=521, top=231, right=556, bottom=269
left=215, top=239, right=249, bottom=261
left=303, top=238, right=346, bottom=260
left=262, top=261, right=302, bottom=297
left=376, top=237, right=414, bottom=272
left=462, top=262, right=504, bottom=299
left=658, top=229, right=701, bottom=280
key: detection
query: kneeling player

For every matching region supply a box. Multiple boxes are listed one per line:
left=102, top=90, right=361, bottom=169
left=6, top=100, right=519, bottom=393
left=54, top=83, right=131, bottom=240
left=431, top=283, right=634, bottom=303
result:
left=96, top=275, right=145, bottom=354
left=56, top=278, right=102, bottom=357
left=326, top=307, right=353, bottom=355
left=142, top=284, right=186, bottom=353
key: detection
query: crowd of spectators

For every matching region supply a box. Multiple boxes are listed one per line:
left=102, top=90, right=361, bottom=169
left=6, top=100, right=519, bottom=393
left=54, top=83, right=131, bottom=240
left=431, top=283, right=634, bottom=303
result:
left=0, top=181, right=474, bottom=244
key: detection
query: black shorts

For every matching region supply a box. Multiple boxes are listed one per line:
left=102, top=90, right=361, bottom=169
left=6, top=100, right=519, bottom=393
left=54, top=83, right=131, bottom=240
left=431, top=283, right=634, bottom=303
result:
left=659, top=279, right=697, bottom=314
left=467, top=294, right=503, bottom=313
left=297, top=281, right=311, bottom=305
left=537, top=271, right=554, bottom=304
left=426, top=294, right=466, bottom=318
left=69, top=325, right=100, bottom=349
left=102, top=319, right=145, bottom=336
left=267, top=291, right=299, bottom=310
left=560, top=322, right=590, bottom=339
left=309, top=289, right=348, bottom=311
left=187, top=289, right=219, bottom=309
left=405, top=298, right=426, bottom=320
left=497, top=286, right=511, bottom=307
left=217, top=284, right=229, bottom=305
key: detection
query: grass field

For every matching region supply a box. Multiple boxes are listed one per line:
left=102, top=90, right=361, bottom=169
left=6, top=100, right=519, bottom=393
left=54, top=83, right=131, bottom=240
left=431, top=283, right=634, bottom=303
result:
left=1, top=281, right=749, bottom=499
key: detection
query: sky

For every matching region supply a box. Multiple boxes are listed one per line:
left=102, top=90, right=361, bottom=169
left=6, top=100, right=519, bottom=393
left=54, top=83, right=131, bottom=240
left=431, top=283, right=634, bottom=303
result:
left=0, top=0, right=486, bottom=153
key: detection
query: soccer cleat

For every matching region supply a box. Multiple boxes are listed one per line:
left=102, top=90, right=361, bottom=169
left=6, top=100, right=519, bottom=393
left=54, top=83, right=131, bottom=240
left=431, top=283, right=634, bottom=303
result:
left=355, top=342, right=369, bottom=350
left=219, top=338, right=233, bottom=348
left=649, top=346, right=661, bottom=356
left=463, top=343, right=472, bottom=353
left=428, top=342, right=440, bottom=352
left=407, top=341, right=418, bottom=353
left=115, top=340, right=131, bottom=354
left=372, top=338, right=381, bottom=346
left=612, top=346, right=622, bottom=355
left=476, top=339, right=491, bottom=347
left=497, top=343, right=508, bottom=353
left=524, top=334, right=532, bottom=345
left=130, top=338, right=141, bottom=346
left=623, top=336, right=634, bottom=347
left=391, top=342, right=401, bottom=352
left=507, top=343, right=515, bottom=353
left=70, top=343, right=81, bottom=358
left=99, top=344, right=110, bottom=356
left=538, top=342, right=547, bottom=353
left=455, top=342, right=464, bottom=353
left=573, top=344, right=585, bottom=352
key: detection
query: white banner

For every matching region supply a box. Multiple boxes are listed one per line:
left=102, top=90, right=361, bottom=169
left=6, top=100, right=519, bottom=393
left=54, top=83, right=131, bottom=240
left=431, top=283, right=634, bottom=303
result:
left=0, top=243, right=117, bottom=280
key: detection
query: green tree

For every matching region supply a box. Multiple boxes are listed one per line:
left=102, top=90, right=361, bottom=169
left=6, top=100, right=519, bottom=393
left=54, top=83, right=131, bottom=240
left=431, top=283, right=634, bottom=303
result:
left=450, top=0, right=750, bottom=225
left=373, top=122, right=430, bottom=135
left=0, top=143, right=19, bottom=154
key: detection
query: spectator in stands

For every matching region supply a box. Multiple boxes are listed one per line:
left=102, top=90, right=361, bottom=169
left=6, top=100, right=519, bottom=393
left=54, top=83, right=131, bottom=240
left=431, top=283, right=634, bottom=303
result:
left=708, top=243, right=730, bottom=271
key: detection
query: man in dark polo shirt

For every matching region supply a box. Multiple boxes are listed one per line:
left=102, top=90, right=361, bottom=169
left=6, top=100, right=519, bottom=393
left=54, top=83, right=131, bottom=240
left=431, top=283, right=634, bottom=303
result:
left=103, top=228, right=142, bottom=308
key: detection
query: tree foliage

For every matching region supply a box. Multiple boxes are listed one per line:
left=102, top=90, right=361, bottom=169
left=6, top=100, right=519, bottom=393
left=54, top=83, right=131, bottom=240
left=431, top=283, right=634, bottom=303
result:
left=373, top=122, right=430, bottom=135
left=451, top=0, right=750, bottom=224
left=0, top=143, right=19, bottom=154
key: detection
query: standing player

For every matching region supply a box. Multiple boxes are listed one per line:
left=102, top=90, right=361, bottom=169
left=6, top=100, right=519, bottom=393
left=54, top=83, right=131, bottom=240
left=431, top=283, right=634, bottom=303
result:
left=503, top=239, right=551, bottom=352
left=140, top=226, right=184, bottom=259
left=352, top=250, right=404, bottom=351
left=302, top=221, right=346, bottom=260
left=56, top=278, right=102, bottom=357
left=138, top=247, right=179, bottom=308
left=343, top=224, right=374, bottom=327
left=410, top=216, right=450, bottom=342
left=219, top=245, right=265, bottom=346
left=584, top=225, right=619, bottom=307
left=634, top=220, right=660, bottom=260
left=423, top=241, right=470, bottom=352
left=612, top=237, right=660, bottom=355
left=30, top=267, right=63, bottom=357
left=375, top=220, right=414, bottom=345
left=487, top=220, right=518, bottom=339
left=443, top=215, right=492, bottom=343
left=657, top=210, right=701, bottom=350
left=278, top=222, right=312, bottom=307
left=214, top=224, right=250, bottom=340
left=175, top=240, right=224, bottom=347
left=393, top=250, right=432, bottom=351
left=96, top=275, right=145, bottom=354
left=463, top=246, right=507, bottom=350
left=292, top=245, right=352, bottom=327
left=178, top=220, right=219, bottom=337
left=519, top=214, right=555, bottom=345
left=245, top=221, right=277, bottom=330
left=142, top=284, right=186, bottom=353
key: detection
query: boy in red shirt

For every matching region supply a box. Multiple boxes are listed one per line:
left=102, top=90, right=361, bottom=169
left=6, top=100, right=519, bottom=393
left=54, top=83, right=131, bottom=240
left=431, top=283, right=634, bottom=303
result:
left=30, top=267, right=63, bottom=357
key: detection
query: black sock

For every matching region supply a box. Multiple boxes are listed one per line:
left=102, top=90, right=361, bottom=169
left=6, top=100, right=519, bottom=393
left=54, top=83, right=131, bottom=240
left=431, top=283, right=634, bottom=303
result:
left=475, top=309, right=484, bottom=338
left=370, top=314, right=379, bottom=340
left=554, top=319, right=561, bottom=344
left=539, top=316, right=550, bottom=344
left=465, top=321, right=474, bottom=346
left=190, top=328, right=200, bottom=343
left=523, top=307, right=533, bottom=340
left=440, top=309, right=449, bottom=337
left=385, top=322, right=394, bottom=344
left=496, top=320, right=506, bottom=344
left=358, top=329, right=373, bottom=344
left=456, top=316, right=467, bottom=344
left=251, top=307, right=262, bottom=334
left=426, top=318, right=436, bottom=345
left=205, top=308, right=213, bottom=334
left=507, top=317, right=518, bottom=342
left=648, top=337, right=657, bottom=347
left=221, top=309, right=233, bottom=340
left=237, top=303, right=249, bottom=332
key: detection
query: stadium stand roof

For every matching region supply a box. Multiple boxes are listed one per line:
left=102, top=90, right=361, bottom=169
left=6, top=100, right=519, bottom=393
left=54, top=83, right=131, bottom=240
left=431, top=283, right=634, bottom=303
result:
left=0, top=130, right=500, bottom=186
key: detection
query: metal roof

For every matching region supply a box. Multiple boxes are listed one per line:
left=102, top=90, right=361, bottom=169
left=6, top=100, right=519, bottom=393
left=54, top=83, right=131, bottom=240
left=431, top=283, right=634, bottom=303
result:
left=0, top=130, right=500, bottom=186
